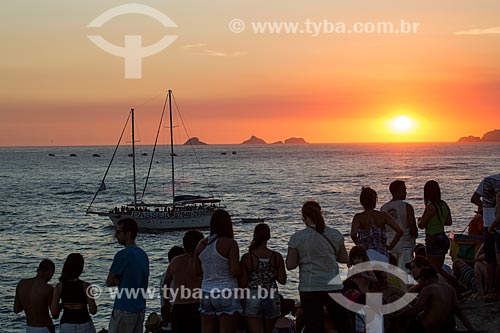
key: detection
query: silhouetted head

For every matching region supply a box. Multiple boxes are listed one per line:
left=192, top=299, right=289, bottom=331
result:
left=389, top=180, right=407, bottom=200
left=210, top=209, right=234, bottom=238
left=424, top=180, right=441, bottom=204
left=349, top=245, right=369, bottom=267
left=452, top=259, right=466, bottom=277
left=59, top=253, right=84, bottom=282
left=116, top=218, right=139, bottom=243
left=249, top=223, right=271, bottom=252
left=302, top=201, right=325, bottom=232
left=360, top=187, right=377, bottom=209
left=409, top=255, right=432, bottom=280
left=168, top=246, right=184, bottom=262
left=37, top=259, right=55, bottom=282
left=183, top=230, right=204, bottom=253
left=418, top=267, right=438, bottom=285
left=414, top=243, right=427, bottom=257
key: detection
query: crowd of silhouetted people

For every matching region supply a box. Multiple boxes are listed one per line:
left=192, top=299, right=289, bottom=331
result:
left=14, top=174, right=500, bottom=333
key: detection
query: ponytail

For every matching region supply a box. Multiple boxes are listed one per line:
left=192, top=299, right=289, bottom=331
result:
left=302, top=201, right=325, bottom=232
left=249, top=223, right=271, bottom=252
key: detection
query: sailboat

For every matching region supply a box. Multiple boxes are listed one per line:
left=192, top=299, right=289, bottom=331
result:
left=86, top=90, right=222, bottom=230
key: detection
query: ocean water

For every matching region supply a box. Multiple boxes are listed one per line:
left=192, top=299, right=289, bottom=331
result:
left=1, top=143, right=499, bottom=331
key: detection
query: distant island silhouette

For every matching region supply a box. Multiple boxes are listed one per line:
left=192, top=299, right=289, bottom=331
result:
left=284, top=137, right=308, bottom=144
left=241, top=136, right=309, bottom=145
left=241, top=136, right=267, bottom=144
left=458, top=129, right=500, bottom=143
left=184, top=137, right=207, bottom=145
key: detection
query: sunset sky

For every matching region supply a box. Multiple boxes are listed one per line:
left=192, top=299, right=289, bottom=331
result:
left=1, top=0, right=500, bottom=145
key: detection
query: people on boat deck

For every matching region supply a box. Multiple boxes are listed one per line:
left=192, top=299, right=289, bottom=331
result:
left=286, top=201, right=355, bottom=333
left=107, top=218, right=149, bottom=333
left=195, top=209, right=242, bottom=333
left=240, top=223, right=286, bottom=333
left=381, top=180, right=418, bottom=272
left=50, top=253, right=97, bottom=333
left=14, top=259, right=56, bottom=333
left=351, top=186, right=403, bottom=263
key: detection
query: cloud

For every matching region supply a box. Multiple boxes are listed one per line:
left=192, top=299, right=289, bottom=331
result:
left=455, top=27, right=500, bottom=35
left=183, top=43, right=207, bottom=48
left=183, top=43, right=246, bottom=57
left=200, top=50, right=247, bottom=57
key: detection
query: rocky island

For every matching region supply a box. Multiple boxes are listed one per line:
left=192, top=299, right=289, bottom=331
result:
left=241, top=136, right=309, bottom=145
left=184, top=137, right=207, bottom=145
left=284, top=137, right=309, bottom=144
left=241, top=136, right=267, bottom=144
left=458, top=129, right=500, bottom=143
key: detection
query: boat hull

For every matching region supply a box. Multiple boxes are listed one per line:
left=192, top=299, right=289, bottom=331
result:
left=108, top=210, right=212, bottom=230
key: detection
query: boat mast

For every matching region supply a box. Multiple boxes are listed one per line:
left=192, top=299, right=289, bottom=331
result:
left=131, top=108, right=138, bottom=207
left=168, top=90, right=175, bottom=208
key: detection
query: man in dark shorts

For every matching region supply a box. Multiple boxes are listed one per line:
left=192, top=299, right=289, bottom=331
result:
left=14, top=259, right=56, bottom=333
left=471, top=174, right=500, bottom=300
left=163, top=230, right=204, bottom=333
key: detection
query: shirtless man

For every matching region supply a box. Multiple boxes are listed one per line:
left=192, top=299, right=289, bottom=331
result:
left=14, top=259, right=56, bottom=333
left=163, top=230, right=204, bottom=333
left=408, top=267, right=473, bottom=333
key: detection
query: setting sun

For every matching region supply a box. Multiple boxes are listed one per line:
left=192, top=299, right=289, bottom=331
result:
left=388, top=115, right=416, bottom=134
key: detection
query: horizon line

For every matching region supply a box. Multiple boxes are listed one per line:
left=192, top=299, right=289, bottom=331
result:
left=0, top=140, right=484, bottom=148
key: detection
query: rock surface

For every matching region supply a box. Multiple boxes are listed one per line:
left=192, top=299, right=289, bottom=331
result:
left=456, top=300, right=500, bottom=332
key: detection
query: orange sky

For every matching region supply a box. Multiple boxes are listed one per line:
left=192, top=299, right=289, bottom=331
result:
left=1, top=1, right=500, bottom=145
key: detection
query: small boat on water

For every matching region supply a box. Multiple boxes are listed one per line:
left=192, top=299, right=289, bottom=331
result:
left=242, top=218, right=265, bottom=224
left=93, top=154, right=101, bottom=157
left=87, top=90, right=223, bottom=231
left=70, top=154, right=77, bottom=157
left=142, top=153, right=148, bottom=156
left=48, top=153, right=55, bottom=156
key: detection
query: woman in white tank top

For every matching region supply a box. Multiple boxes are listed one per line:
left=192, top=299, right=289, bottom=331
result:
left=195, top=209, right=241, bottom=333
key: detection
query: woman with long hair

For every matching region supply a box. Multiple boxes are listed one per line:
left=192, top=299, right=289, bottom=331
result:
left=418, top=180, right=453, bottom=274
left=240, top=223, right=286, bottom=333
left=195, top=209, right=241, bottom=333
left=286, top=201, right=354, bottom=333
left=51, top=253, right=97, bottom=333
left=351, top=187, right=403, bottom=263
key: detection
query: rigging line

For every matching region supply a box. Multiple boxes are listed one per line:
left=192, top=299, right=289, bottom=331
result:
left=171, top=92, right=219, bottom=198
left=141, top=92, right=168, bottom=200
left=134, top=89, right=169, bottom=109
left=87, top=110, right=132, bottom=212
